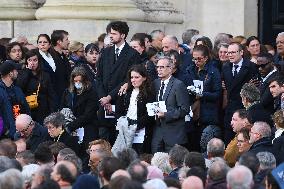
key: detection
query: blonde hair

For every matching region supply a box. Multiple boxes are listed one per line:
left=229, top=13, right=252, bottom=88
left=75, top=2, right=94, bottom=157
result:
left=68, top=41, right=84, bottom=53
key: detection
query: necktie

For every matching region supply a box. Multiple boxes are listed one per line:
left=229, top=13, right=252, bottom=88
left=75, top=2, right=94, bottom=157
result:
left=159, top=81, right=165, bottom=101
left=115, top=48, right=119, bottom=61
left=233, top=65, right=239, bottom=77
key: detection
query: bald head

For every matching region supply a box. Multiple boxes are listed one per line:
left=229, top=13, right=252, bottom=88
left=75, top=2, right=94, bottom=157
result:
left=182, top=176, right=204, bottom=189
left=51, top=160, right=78, bottom=185
left=57, top=160, right=77, bottom=178
left=162, top=35, right=179, bottom=54
left=111, top=169, right=131, bottom=180
left=15, top=114, right=34, bottom=138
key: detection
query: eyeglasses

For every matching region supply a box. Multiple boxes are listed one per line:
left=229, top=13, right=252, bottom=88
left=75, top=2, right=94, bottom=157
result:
left=237, top=139, right=248, bottom=144
left=192, top=57, right=204, bottom=62
left=46, top=125, right=56, bottom=131
left=86, top=148, right=101, bottom=154
left=17, top=120, right=33, bottom=133
left=156, top=65, right=171, bottom=69
left=226, top=51, right=239, bottom=55
left=276, top=41, right=284, bottom=45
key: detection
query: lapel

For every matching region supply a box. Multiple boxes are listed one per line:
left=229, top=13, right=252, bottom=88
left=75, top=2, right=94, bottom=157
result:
left=230, top=60, right=249, bottom=90
left=110, top=43, right=129, bottom=74
left=162, top=77, right=174, bottom=102
left=223, top=62, right=234, bottom=87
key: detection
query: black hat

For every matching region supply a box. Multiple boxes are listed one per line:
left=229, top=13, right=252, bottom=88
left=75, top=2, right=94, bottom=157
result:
left=0, top=60, right=17, bottom=76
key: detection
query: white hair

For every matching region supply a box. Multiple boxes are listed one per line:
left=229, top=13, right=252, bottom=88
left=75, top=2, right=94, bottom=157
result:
left=227, top=165, right=253, bottom=189
left=277, top=32, right=284, bottom=38
left=143, top=179, right=167, bottom=189
left=151, top=152, right=171, bottom=174
left=22, top=164, right=40, bottom=183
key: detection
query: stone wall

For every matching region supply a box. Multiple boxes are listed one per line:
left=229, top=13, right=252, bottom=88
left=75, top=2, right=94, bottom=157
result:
left=0, top=0, right=258, bottom=45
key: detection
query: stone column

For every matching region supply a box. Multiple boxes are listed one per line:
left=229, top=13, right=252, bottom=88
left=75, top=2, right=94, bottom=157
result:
left=35, top=0, right=145, bottom=21
left=0, top=0, right=37, bottom=20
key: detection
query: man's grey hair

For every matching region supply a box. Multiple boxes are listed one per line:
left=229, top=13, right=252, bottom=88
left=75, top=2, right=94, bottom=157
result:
left=127, top=160, right=148, bottom=183
left=0, top=169, right=24, bottom=189
left=277, top=32, right=284, bottom=38
left=240, top=83, right=260, bottom=103
left=157, top=55, right=174, bottom=68
left=43, top=112, right=66, bottom=128
left=0, top=156, right=21, bottom=173
left=21, top=164, right=40, bottom=183
left=58, top=148, right=76, bottom=158
left=143, top=178, right=167, bottom=189
left=253, top=122, right=271, bottom=138
left=214, top=33, right=231, bottom=49
left=226, top=165, right=253, bottom=189
left=151, top=152, right=171, bottom=174
left=168, top=144, right=189, bottom=168
left=164, top=35, right=179, bottom=43
left=208, top=159, right=230, bottom=181
left=207, top=138, right=225, bottom=157
left=63, top=154, right=83, bottom=174
left=182, top=29, right=199, bottom=45
left=150, top=29, right=164, bottom=40
left=256, top=152, right=276, bottom=170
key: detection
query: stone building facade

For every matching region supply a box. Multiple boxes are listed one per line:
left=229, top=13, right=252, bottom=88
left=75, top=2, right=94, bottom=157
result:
left=0, top=0, right=258, bottom=44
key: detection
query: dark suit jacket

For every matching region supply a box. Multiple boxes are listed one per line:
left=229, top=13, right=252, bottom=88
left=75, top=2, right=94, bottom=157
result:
left=247, top=103, right=273, bottom=127
left=222, top=59, right=259, bottom=113
left=39, top=48, right=71, bottom=105
left=96, top=43, right=141, bottom=103
left=153, top=77, right=190, bottom=146
left=259, top=71, right=278, bottom=114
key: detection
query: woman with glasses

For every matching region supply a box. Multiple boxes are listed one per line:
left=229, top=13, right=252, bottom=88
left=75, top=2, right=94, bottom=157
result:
left=187, top=44, right=222, bottom=152
left=115, top=64, right=155, bottom=154
left=16, top=49, right=56, bottom=124
left=61, top=66, right=99, bottom=148
left=236, top=127, right=251, bottom=154
left=44, top=112, right=80, bottom=155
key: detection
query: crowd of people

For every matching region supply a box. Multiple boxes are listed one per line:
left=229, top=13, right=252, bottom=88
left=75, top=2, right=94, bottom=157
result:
left=0, top=20, right=284, bottom=189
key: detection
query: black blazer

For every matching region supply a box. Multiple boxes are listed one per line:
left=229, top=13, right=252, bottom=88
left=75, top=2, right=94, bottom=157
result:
left=222, top=59, right=259, bottom=111
left=39, top=48, right=71, bottom=105
left=61, top=87, right=99, bottom=144
left=16, top=68, right=57, bottom=123
left=53, top=130, right=80, bottom=156
left=96, top=43, right=141, bottom=103
left=259, top=71, right=278, bottom=114
left=247, top=103, right=273, bottom=127
left=116, top=89, right=155, bottom=131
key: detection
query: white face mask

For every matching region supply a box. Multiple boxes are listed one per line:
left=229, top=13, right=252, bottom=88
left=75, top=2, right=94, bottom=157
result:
left=74, top=82, right=83, bottom=90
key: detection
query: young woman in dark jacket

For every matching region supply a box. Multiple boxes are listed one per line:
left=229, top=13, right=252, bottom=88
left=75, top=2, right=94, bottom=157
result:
left=16, top=49, right=57, bottom=124
left=116, top=64, right=155, bottom=154
left=61, top=66, right=99, bottom=147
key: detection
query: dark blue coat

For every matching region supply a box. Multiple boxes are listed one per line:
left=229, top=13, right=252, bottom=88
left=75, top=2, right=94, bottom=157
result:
left=187, top=62, right=222, bottom=125
left=0, top=80, right=30, bottom=138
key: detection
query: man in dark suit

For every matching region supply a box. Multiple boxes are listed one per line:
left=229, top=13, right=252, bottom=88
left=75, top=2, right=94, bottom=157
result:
left=269, top=74, right=284, bottom=112
left=152, top=56, right=190, bottom=153
left=96, top=21, right=140, bottom=143
left=257, top=53, right=278, bottom=114
left=222, top=42, right=258, bottom=145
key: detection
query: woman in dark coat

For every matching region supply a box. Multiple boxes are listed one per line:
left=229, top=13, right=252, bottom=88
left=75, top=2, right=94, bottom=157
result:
left=61, top=66, right=99, bottom=147
left=80, top=43, right=100, bottom=82
left=187, top=45, right=222, bottom=152
left=16, top=49, right=56, bottom=124
left=116, top=64, right=155, bottom=154
left=44, top=112, right=80, bottom=155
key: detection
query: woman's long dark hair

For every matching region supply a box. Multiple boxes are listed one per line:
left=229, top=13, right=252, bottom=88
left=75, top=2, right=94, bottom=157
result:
left=127, top=64, right=153, bottom=100
left=25, top=49, right=42, bottom=75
